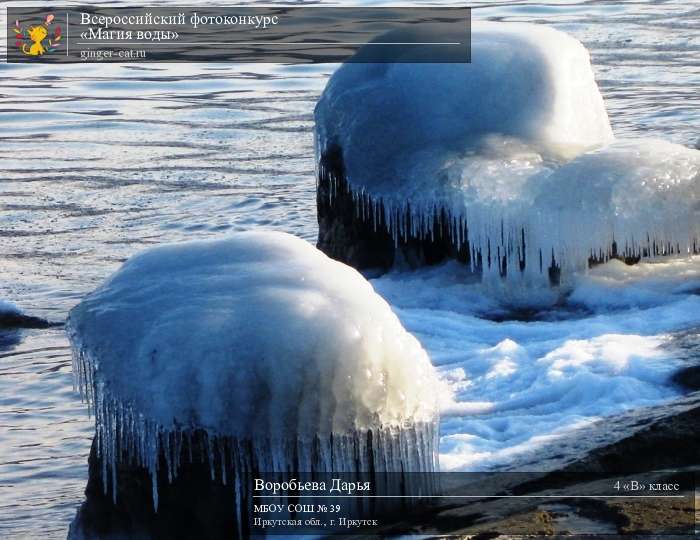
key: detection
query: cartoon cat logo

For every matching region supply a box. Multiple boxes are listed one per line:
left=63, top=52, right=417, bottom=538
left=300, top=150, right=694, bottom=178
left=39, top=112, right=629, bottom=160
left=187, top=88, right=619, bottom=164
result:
left=24, top=25, right=49, bottom=55
left=13, top=14, right=62, bottom=56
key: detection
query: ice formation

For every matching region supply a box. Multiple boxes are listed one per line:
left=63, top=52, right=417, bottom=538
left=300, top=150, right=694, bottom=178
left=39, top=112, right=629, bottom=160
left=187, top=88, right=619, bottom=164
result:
left=529, top=140, right=699, bottom=273
left=0, top=300, right=51, bottom=329
left=372, top=256, right=700, bottom=471
left=315, top=22, right=699, bottom=286
left=316, top=21, right=613, bottom=184
left=68, top=231, right=441, bottom=512
left=0, top=300, right=20, bottom=316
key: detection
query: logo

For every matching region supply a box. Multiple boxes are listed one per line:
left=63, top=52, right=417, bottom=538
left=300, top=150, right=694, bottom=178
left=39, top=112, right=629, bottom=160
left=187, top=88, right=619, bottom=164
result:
left=13, top=14, right=62, bottom=56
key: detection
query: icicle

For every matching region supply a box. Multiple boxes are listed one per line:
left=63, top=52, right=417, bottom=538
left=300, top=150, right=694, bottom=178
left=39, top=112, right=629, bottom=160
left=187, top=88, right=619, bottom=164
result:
left=73, top=343, right=440, bottom=519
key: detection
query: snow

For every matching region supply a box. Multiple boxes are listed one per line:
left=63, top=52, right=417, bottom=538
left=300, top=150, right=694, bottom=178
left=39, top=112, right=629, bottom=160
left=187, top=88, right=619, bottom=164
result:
left=569, top=256, right=700, bottom=310
left=68, top=231, right=442, bottom=507
left=315, top=21, right=613, bottom=194
left=315, top=22, right=699, bottom=287
left=371, top=256, right=700, bottom=471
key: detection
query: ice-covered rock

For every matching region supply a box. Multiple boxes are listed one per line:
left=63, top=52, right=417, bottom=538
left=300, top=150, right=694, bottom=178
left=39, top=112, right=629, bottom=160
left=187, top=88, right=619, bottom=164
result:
left=68, top=231, right=441, bottom=526
left=449, top=138, right=700, bottom=289
left=0, top=299, right=51, bottom=329
left=315, top=22, right=699, bottom=287
left=316, top=22, right=613, bottom=191
left=0, top=300, right=20, bottom=316
left=528, top=139, right=700, bottom=276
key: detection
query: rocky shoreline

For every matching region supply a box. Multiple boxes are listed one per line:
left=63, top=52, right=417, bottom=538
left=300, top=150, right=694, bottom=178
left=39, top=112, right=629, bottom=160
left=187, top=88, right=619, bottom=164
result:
left=372, top=385, right=699, bottom=538
left=69, top=390, right=699, bottom=538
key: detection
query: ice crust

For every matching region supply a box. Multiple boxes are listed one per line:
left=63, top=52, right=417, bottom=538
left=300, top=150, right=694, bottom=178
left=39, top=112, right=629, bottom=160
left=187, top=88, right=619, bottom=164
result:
left=68, top=231, right=441, bottom=506
left=528, top=139, right=699, bottom=271
left=315, top=22, right=614, bottom=192
left=315, top=22, right=699, bottom=284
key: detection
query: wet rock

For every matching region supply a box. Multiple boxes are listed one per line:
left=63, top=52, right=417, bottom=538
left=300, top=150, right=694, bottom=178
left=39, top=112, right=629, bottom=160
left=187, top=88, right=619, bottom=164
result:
left=670, top=365, right=700, bottom=391
left=0, top=312, right=54, bottom=329
left=316, top=144, right=474, bottom=273
left=562, top=404, right=700, bottom=473
left=70, top=436, right=240, bottom=540
left=316, top=145, right=395, bottom=270
left=375, top=472, right=695, bottom=538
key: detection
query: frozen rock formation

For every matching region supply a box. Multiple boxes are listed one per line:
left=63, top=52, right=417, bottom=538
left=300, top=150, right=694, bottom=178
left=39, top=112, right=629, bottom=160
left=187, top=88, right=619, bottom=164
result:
left=315, top=22, right=699, bottom=287
left=68, top=231, right=441, bottom=535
